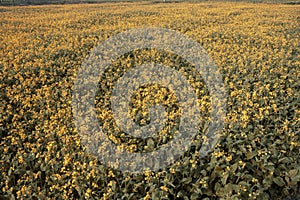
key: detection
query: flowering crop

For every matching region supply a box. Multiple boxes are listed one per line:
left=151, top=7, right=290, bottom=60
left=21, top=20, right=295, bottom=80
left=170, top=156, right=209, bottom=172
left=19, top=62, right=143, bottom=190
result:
left=0, top=2, right=299, bottom=199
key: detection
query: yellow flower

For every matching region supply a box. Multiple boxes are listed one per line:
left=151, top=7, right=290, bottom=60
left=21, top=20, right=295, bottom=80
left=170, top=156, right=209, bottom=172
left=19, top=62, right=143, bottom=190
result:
left=18, top=155, right=24, bottom=164
left=85, top=188, right=92, bottom=199
left=226, top=154, right=232, bottom=162
left=160, top=185, right=169, bottom=192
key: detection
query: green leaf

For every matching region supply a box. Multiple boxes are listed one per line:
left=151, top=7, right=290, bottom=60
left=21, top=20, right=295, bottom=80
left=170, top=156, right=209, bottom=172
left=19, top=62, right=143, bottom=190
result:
left=273, top=177, right=285, bottom=187
left=224, top=183, right=233, bottom=196
left=231, top=163, right=238, bottom=173
left=288, top=169, right=298, bottom=178
left=246, top=151, right=257, bottom=160
left=147, top=138, right=155, bottom=148
left=180, top=177, right=192, bottom=184
left=191, top=193, right=199, bottom=200
left=291, top=175, right=300, bottom=183
left=221, top=173, right=229, bottom=185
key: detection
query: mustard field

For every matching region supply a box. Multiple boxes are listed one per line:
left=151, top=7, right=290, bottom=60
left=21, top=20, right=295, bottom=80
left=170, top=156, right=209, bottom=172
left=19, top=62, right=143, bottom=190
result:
left=0, top=2, right=299, bottom=199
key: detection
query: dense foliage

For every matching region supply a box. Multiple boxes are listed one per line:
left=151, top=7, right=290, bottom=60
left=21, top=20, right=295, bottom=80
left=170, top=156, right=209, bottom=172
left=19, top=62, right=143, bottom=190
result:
left=0, top=2, right=299, bottom=199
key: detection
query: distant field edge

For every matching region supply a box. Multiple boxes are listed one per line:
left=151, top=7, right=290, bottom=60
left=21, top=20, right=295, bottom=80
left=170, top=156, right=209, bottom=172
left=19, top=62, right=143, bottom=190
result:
left=1, top=0, right=300, bottom=6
